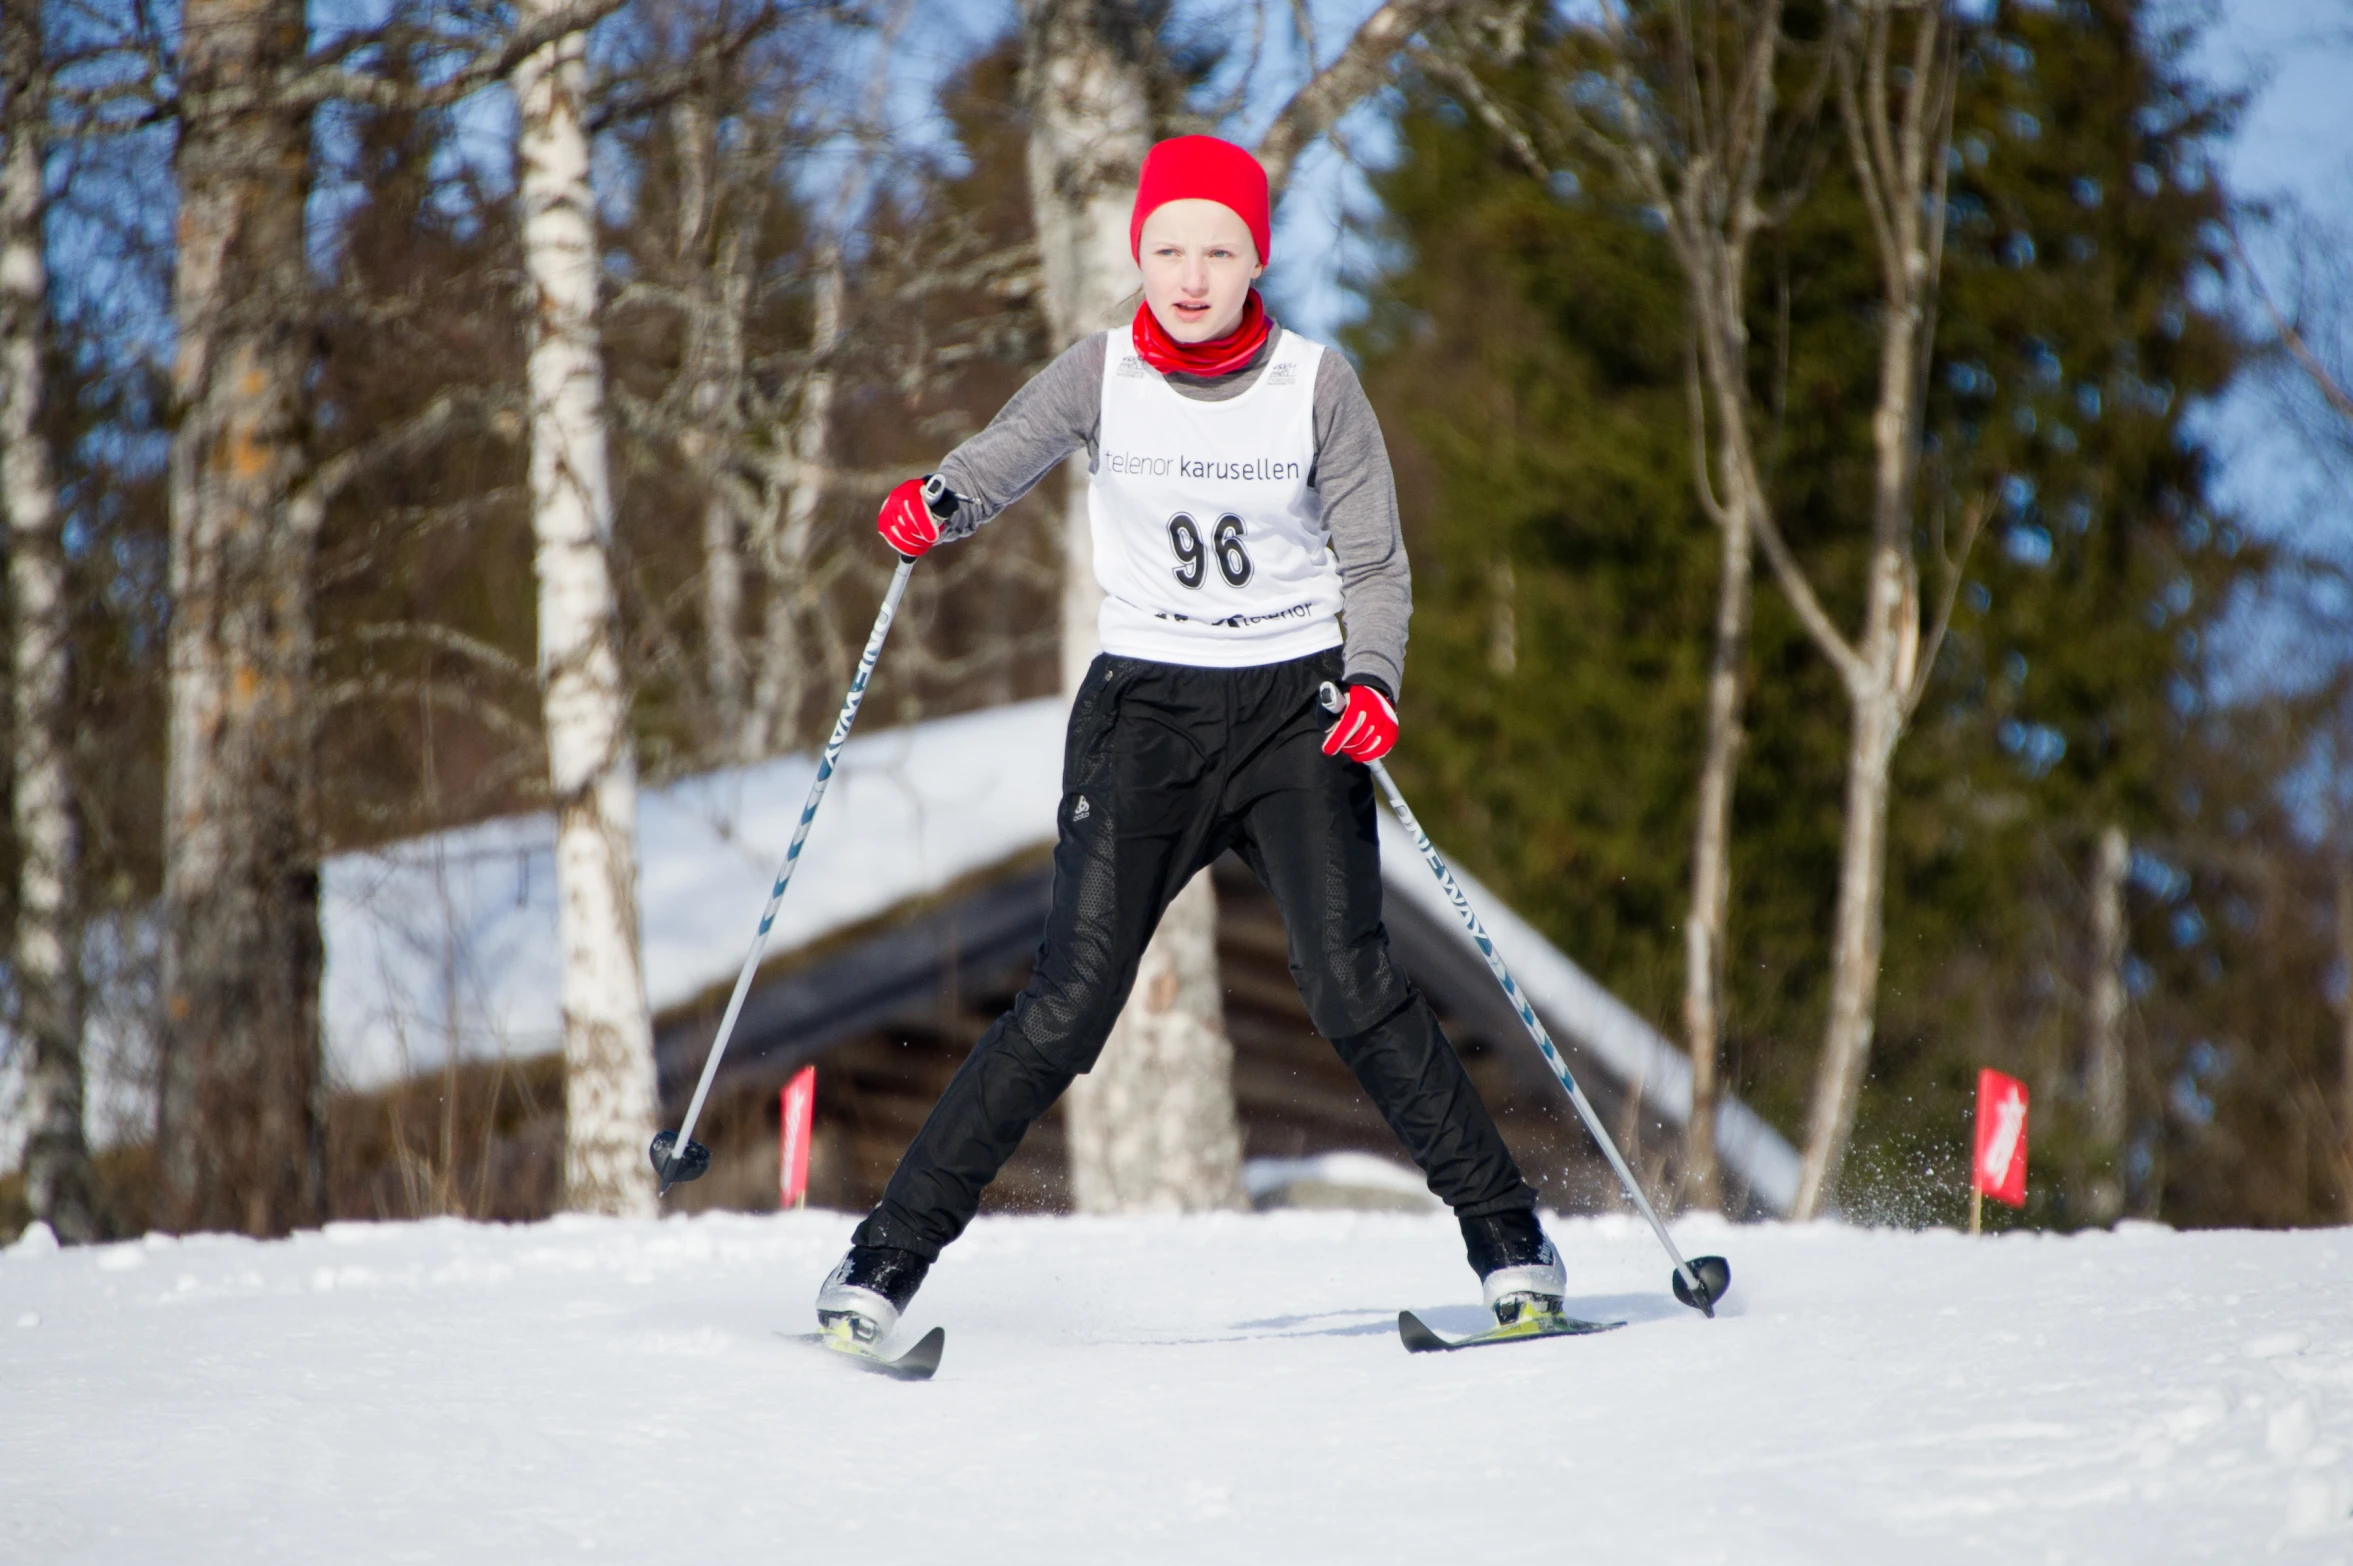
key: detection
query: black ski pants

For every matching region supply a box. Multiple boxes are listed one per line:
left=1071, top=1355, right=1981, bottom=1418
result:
left=852, top=649, right=1538, bottom=1261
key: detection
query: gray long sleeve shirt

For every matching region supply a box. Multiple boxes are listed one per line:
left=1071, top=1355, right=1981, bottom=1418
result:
left=933, top=328, right=1413, bottom=698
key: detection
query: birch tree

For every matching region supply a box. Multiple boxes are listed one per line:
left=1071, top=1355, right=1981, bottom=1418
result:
left=605, top=3, right=941, bottom=767
left=1638, top=5, right=1778, bottom=1214
left=1536, top=0, right=1814, bottom=1209
left=2, top=0, right=97, bottom=1241
left=669, top=96, right=753, bottom=751
left=1024, top=0, right=1468, bottom=1212
left=748, top=26, right=890, bottom=761
left=2083, top=822, right=2129, bottom=1221
left=156, top=0, right=327, bottom=1235
left=2336, top=851, right=2353, bottom=1224
left=1017, top=0, right=1227, bottom=1212
left=635, top=6, right=807, bottom=764
left=748, top=231, right=848, bottom=752
left=1749, top=0, right=1982, bottom=1218
left=513, top=0, right=659, bottom=1216
left=2229, top=166, right=2353, bottom=1227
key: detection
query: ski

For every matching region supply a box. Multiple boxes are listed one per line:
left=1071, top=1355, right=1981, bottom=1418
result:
left=1397, top=1308, right=1623, bottom=1354
left=780, top=1325, right=947, bottom=1381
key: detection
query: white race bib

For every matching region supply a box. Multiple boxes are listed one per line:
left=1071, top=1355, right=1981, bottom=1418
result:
left=1088, top=328, right=1344, bottom=667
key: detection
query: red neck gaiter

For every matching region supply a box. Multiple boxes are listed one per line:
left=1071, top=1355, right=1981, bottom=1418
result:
left=1132, top=290, right=1272, bottom=378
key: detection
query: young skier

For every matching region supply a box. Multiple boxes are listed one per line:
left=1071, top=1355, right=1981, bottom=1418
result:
left=817, top=134, right=1561, bottom=1343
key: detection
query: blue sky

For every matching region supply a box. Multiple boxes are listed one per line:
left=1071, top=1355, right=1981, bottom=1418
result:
left=54, top=0, right=2349, bottom=636
left=2185, top=0, right=2353, bottom=706
left=1237, top=0, right=2353, bottom=698
left=2193, top=0, right=2353, bottom=534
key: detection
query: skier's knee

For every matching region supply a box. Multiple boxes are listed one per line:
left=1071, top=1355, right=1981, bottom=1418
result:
left=1296, top=947, right=1414, bottom=1041
left=1008, top=976, right=1127, bottom=1074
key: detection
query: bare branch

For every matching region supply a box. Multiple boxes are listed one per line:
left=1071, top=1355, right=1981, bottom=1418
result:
left=1904, top=484, right=1992, bottom=716
left=178, top=0, right=635, bottom=123
left=1683, top=330, right=1734, bottom=530
left=1417, top=29, right=1549, bottom=178
left=1752, top=503, right=1870, bottom=691
left=2232, top=217, right=2353, bottom=424
left=1833, top=19, right=1902, bottom=302
left=333, top=622, right=538, bottom=687
left=587, top=7, right=796, bottom=132
left=1257, top=0, right=1467, bottom=198
left=318, top=674, right=544, bottom=752
left=292, top=389, right=512, bottom=536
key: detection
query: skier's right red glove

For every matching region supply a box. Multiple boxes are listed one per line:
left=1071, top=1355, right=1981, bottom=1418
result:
left=877, top=476, right=949, bottom=558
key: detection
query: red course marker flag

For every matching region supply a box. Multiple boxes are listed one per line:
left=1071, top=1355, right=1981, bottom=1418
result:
left=1973, top=1068, right=2029, bottom=1209
left=780, top=1067, right=816, bottom=1210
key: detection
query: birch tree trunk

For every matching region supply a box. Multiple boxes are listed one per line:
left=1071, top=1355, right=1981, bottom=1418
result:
left=1019, top=0, right=1244, bottom=1213
left=2, top=3, right=96, bottom=1241
left=1486, top=555, right=1516, bottom=674
left=156, top=0, right=327, bottom=1237
left=748, top=235, right=842, bottom=758
left=2335, top=854, right=2353, bottom=1224
left=2084, top=822, right=2129, bottom=1222
left=1067, top=874, right=1243, bottom=1209
left=1582, top=0, right=1786, bottom=1214
left=514, top=1, right=658, bottom=1217
left=679, top=117, right=741, bottom=752
left=1679, top=477, right=1752, bottom=1212
left=1772, top=1, right=1962, bottom=1218
left=1021, top=0, right=1149, bottom=697
left=671, top=102, right=751, bottom=755
left=1791, top=619, right=1906, bottom=1217
left=701, top=490, right=745, bottom=744
left=1784, top=297, right=1926, bottom=1218
left=1022, top=0, right=1462, bottom=1211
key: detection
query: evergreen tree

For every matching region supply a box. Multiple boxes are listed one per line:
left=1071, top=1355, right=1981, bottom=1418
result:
left=1864, top=0, right=2252, bottom=1224
left=1356, top=0, right=2271, bottom=1223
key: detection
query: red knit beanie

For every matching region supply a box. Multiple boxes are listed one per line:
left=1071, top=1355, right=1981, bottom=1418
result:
left=1129, top=135, right=1272, bottom=265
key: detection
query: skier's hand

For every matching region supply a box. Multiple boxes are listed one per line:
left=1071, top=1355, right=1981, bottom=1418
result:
left=877, top=476, right=954, bottom=558
left=1321, top=681, right=1399, bottom=763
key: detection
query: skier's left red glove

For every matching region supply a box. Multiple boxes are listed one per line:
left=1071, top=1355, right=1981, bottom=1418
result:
left=876, top=475, right=957, bottom=558
left=1321, top=681, right=1399, bottom=763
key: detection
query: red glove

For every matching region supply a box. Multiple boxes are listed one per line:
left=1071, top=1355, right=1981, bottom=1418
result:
left=1321, top=682, right=1399, bottom=763
left=877, top=476, right=944, bottom=557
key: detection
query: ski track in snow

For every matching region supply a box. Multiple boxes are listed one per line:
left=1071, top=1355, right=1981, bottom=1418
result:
left=3, top=1212, right=2349, bottom=1562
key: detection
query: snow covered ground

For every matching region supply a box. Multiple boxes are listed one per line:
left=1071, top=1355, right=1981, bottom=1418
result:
left=4, top=1212, right=2349, bottom=1562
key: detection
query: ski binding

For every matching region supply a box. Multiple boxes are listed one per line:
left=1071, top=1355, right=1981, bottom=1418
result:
left=1398, top=1308, right=1623, bottom=1353
left=783, top=1323, right=947, bottom=1381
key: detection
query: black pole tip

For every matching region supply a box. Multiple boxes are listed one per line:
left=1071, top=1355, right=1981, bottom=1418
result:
left=648, top=1130, right=711, bottom=1191
left=1673, top=1254, right=1733, bottom=1316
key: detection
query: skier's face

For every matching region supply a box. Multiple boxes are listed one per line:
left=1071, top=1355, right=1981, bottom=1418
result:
left=1138, top=199, right=1263, bottom=343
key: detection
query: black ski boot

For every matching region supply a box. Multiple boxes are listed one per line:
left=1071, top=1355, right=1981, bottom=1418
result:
left=815, top=1244, right=930, bottom=1344
left=1461, top=1210, right=1566, bottom=1325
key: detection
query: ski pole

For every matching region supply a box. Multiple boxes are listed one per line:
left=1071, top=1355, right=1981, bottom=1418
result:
left=1318, top=683, right=1729, bottom=1316
left=651, top=555, right=919, bottom=1195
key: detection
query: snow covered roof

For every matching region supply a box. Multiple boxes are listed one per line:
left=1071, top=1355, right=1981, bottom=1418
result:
left=1, top=698, right=1794, bottom=1209
left=1375, top=813, right=1800, bottom=1213
left=320, top=697, right=1797, bottom=1212
left=321, top=699, right=1066, bottom=1091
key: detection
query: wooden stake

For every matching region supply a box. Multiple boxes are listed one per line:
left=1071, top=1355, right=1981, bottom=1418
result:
left=1969, top=1182, right=1982, bottom=1236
